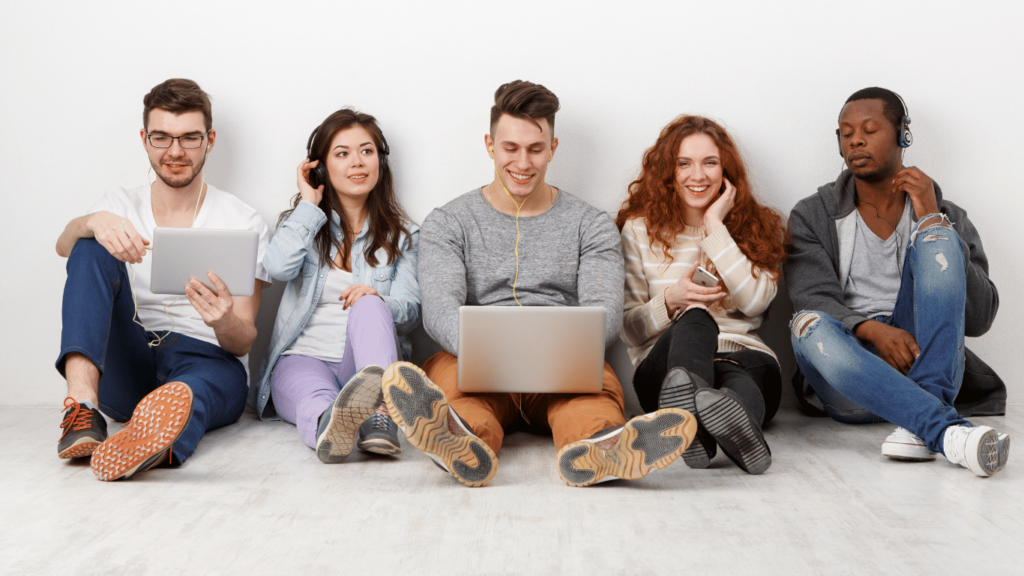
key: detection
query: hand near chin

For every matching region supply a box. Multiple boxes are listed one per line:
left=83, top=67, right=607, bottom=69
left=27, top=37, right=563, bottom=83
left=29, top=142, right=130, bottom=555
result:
left=894, top=167, right=938, bottom=217
left=702, top=178, right=736, bottom=233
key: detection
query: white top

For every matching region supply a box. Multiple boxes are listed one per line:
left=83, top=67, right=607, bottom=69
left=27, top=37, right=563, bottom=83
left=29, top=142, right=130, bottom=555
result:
left=88, top=184, right=271, bottom=373
left=283, top=266, right=353, bottom=362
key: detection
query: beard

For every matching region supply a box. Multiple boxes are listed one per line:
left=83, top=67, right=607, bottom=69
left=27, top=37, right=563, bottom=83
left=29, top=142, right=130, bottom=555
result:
left=152, top=154, right=206, bottom=188
left=848, top=152, right=901, bottom=184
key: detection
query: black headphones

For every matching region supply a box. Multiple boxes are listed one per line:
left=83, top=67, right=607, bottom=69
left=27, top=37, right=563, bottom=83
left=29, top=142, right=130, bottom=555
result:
left=305, top=124, right=391, bottom=189
left=836, top=89, right=912, bottom=157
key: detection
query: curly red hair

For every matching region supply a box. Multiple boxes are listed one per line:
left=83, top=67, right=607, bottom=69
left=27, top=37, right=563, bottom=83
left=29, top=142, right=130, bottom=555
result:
left=616, top=115, right=789, bottom=279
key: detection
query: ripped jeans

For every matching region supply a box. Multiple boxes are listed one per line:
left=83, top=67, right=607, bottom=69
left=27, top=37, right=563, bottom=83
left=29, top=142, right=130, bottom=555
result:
left=790, top=220, right=970, bottom=453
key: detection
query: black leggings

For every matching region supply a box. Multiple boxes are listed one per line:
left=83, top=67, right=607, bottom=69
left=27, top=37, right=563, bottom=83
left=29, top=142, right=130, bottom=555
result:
left=632, top=307, right=781, bottom=425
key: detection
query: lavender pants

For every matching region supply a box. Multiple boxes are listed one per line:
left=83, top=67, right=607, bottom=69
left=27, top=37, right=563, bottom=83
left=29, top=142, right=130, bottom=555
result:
left=271, top=296, right=398, bottom=448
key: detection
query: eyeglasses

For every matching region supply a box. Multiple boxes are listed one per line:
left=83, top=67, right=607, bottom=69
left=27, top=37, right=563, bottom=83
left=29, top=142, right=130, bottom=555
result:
left=146, top=131, right=210, bottom=149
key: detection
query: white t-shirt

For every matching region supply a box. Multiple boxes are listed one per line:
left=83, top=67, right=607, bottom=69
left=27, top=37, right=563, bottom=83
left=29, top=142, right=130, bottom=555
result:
left=88, top=184, right=271, bottom=371
left=283, top=266, right=353, bottom=362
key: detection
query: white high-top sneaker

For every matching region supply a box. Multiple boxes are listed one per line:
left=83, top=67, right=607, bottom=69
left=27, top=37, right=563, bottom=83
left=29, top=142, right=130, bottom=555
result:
left=882, top=427, right=937, bottom=461
left=942, top=425, right=1010, bottom=477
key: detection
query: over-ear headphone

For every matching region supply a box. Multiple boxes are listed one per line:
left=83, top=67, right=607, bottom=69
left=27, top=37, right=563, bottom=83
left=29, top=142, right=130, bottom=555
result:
left=836, top=89, right=913, bottom=157
left=306, top=125, right=391, bottom=189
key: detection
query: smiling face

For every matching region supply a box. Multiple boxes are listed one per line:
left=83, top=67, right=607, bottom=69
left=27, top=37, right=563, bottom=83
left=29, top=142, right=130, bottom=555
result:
left=675, top=133, right=723, bottom=223
left=325, top=125, right=381, bottom=201
left=485, top=114, right=558, bottom=200
left=838, top=98, right=902, bottom=183
left=142, top=109, right=213, bottom=189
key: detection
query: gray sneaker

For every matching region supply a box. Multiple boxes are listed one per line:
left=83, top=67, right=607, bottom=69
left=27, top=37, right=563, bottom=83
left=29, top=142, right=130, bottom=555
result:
left=316, top=365, right=385, bottom=463
left=58, top=398, right=108, bottom=459
left=659, top=368, right=716, bottom=468
left=694, top=388, right=772, bottom=475
left=356, top=405, right=402, bottom=456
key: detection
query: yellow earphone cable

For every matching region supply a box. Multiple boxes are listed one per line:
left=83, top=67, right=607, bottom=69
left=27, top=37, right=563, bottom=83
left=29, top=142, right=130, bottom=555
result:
left=492, top=167, right=528, bottom=307
left=489, top=147, right=536, bottom=307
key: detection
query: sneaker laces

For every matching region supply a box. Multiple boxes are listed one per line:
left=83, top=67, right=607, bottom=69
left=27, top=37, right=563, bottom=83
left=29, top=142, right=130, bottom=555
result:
left=943, top=426, right=971, bottom=466
left=59, top=397, right=94, bottom=439
left=370, top=405, right=392, bottom=431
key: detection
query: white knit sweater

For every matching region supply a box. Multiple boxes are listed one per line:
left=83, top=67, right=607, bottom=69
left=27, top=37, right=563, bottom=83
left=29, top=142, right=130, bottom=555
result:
left=620, top=217, right=778, bottom=366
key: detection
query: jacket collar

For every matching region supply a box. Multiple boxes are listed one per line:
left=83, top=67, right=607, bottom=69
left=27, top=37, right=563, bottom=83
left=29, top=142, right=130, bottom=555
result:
left=817, top=168, right=945, bottom=221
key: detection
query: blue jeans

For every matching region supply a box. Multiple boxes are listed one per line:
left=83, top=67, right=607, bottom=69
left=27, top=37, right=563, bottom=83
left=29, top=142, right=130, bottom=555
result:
left=791, top=222, right=970, bottom=453
left=55, top=239, right=248, bottom=464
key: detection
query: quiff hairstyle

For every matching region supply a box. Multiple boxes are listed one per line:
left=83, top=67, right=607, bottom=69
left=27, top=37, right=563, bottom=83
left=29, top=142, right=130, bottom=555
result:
left=143, top=79, right=213, bottom=131
left=489, top=80, right=560, bottom=136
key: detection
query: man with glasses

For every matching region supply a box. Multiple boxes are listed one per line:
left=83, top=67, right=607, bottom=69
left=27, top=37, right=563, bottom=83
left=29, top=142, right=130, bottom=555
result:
left=54, top=78, right=271, bottom=481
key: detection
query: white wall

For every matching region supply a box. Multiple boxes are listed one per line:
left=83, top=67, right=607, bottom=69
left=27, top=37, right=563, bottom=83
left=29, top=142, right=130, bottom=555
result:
left=2, top=0, right=1021, bottom=406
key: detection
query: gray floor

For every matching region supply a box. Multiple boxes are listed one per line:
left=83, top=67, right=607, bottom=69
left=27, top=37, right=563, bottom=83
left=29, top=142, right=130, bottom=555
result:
left=2, top=404, right=1021, bottom=575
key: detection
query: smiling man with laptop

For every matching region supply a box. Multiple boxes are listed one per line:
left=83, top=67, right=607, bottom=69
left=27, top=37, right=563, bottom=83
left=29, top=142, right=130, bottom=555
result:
left=54, top=79, right=270, bottom=481
left=382, top=80, right=696, bottom=487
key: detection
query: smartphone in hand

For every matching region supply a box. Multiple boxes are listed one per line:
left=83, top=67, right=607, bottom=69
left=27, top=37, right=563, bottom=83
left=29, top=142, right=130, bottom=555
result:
left=692, top=265, right=719, bottom=288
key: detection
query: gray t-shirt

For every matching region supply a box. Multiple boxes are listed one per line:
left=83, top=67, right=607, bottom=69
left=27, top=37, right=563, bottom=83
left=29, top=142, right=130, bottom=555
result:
left=419, top=187, right=624, bottom=356
left=844, top=201, right=913, bottom=318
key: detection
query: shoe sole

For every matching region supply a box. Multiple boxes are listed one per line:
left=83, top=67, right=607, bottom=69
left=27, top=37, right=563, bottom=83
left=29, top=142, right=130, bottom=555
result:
left=882, top=441, right=937, bottom=462
left=969, top=428, right=1010, bottom=477
left=659, top=368, right=711, bottom=469
left=382, top=362, right=497, bottom=487
left=90, top=382, right=194, bottom=481
left=557, top=408, right=696, bottom=487
left=317, top=366, right=385, bottom=463
left=695, top=389, right=771, bottom=475
left=356, top=435, right=402, bottom=456
left=59, top=438, right=102, bottom=459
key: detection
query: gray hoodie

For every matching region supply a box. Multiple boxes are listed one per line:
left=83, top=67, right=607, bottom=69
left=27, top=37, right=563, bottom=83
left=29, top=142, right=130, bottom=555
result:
left=786, top=169, right=1005, bottom=416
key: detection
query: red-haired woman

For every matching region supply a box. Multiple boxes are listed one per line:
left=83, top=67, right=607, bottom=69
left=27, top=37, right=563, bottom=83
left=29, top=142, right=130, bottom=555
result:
left=617, top=115, right=787, bottom=475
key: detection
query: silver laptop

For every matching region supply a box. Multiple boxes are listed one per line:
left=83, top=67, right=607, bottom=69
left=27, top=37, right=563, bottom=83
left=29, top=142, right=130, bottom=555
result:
left=149, top=228, right=259, bottom=296
left=457, top=306, right=606, bottom=393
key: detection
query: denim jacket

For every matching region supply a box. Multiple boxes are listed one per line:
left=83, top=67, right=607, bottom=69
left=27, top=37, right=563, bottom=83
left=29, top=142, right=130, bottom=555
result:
left=249, top=200, right=420, bottom=420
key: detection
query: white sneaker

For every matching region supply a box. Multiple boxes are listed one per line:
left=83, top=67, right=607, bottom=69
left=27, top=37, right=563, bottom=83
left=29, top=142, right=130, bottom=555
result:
left=942, top=425, right=1010, bottom=477
left=882, top=427, right=937, bottom=461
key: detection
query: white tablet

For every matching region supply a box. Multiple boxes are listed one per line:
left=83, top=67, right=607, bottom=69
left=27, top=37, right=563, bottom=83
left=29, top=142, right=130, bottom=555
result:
left=149, top=228, right=259, bottom=297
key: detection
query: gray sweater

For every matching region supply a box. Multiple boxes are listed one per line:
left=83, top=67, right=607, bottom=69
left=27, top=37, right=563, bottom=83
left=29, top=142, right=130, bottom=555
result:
left=419, top=188, right=624, bottom=355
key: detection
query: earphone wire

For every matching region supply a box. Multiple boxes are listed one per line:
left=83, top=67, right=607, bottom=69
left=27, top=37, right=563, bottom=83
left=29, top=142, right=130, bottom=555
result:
left=490, top=166, right=531, bottom=307
left=129, top=148, right=208, bottom=347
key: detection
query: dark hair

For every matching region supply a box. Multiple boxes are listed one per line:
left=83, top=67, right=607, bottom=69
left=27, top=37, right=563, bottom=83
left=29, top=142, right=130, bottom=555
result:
left=279, top=109, right=411, bottom=270
left=143, top=79, right=212, bottom=131
left=843, top=87, right=906, bottom=132
left=616, top=115, right=788, bottom=281
left=489, top=80, right=560, bottom=136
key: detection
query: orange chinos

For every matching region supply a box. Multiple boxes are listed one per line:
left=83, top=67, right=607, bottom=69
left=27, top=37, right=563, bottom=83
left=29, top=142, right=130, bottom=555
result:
left=421, top=351, right=627, bottom=454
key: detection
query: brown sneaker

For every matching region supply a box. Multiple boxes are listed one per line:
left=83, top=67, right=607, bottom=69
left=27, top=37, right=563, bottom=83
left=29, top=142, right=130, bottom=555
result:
left=58, top=398, right=108, bottom=459
left=382, top=362, right=497, bottom=487
left=557, top=408, right=696, bottom=487
left=90, top=382, right=194, bottom=481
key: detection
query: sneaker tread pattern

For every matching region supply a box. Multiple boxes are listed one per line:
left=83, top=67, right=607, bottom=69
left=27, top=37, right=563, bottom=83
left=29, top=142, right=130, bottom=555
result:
left=382, top=362, right=497, bottom=487
left=557, top=408, right=696, bottom=487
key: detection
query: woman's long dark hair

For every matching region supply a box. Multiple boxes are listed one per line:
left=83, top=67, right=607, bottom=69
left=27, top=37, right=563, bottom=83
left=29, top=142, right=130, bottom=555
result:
left=279, top=108, right=411, bottom=270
